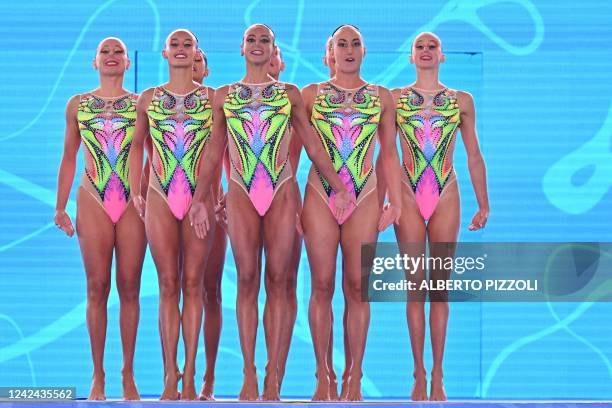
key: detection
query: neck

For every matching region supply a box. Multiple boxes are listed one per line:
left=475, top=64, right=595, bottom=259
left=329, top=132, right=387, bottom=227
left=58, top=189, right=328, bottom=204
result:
left=96, top=74, right=126, bottom=96
left=333, top=70, right=365, bottom=88
left=166, top=66, right=196, bottom=93
left=242, top=62, right=274, bottom=84
left=413, top=67, right=442, bottom=90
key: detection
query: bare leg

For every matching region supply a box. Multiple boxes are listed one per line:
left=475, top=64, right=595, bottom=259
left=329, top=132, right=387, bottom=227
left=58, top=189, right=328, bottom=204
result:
left=339, top=265, right=350, bottom=400
left=394, top=186, right=427, bottom=400
left=426, top=181, right=460, bottom=402
left=277, top=184, right=302, bottom=392
left=115, top=202, right=146, bottom=400
left=180, top=199, right=215, bottom=400
left=145, top=189, right=181, bottom=400
left=302, top=184, right=340, bottom=401
left=259, top=183, right=297, bottom=401
left=227, top=183, right=262, bottom=401
left=340, top=192, right=380, bottom=401
left=76, top=188, right=114, bottom=401
left=199, top=218, right=227, bottom=401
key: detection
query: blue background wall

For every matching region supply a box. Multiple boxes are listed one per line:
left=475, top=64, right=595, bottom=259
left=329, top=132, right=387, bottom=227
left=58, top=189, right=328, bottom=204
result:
left=1, top=0, right=611, bottom=399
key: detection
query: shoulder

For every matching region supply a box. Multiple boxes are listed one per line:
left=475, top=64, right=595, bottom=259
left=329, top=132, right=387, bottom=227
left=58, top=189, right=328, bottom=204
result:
left=66, top=94, right=81, bottom=118
left=281, top=82, right=300, bottom=95
left=375, top=85, right=395, bottom=108
left=212, top=85, right=231, bottom=108
left=455, top=90, right=474, bottom=112
left=137, top=88, right=156, bottom=110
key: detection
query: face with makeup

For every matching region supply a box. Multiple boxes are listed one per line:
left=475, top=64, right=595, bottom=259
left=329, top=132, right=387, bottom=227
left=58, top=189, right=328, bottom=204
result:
left=268, top=46, right=285, bottom=80
left=331, top=25, right=365, bottom=75
left=192, top=49, right=209, bottom=83
left=410, top=32, right=445, bottom=69
left=162, top=29, right=197, bottom=68
left=241, top=24, right=275, bottom=66
left=94, top=37, right=130, bottom=75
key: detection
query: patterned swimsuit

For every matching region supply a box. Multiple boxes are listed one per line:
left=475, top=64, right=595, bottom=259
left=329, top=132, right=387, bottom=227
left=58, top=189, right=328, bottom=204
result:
left=77, top=93, right=137, bottom=224
left=147, top=86, right=212, bottom=220
left=396, top=87, right=461, bottom=221
left=223, top=81, right=294, bottom=216
left=308, top=82, right=381, bottom=224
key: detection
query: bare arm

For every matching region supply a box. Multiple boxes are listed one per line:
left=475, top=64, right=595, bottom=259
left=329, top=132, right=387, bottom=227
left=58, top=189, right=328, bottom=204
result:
left=54, top=95, right=81, bottom=236
left=376, top=86, right=402, bottom=228
left=189, top=85, right=230, bottom=238
left=128, top=88, right=154, bottom=218
left=290, top=84, right=347, bottom=194
left=458, top=91, right=489, bottom=229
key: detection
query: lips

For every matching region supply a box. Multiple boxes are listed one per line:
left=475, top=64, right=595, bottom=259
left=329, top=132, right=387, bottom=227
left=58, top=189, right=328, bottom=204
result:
left=345, top=57, right=355, bottom=62
left=420, top=55, right=432, bottom=61
left=105, top=60, right=119, bottom=66
left=251, top=50, right=264, bottom=56
left=175, top=53, right=187, bottom=59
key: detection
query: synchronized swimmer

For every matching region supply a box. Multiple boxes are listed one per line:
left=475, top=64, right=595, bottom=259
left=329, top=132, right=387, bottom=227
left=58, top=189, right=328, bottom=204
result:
left=55, top=24, right=489, bottom=402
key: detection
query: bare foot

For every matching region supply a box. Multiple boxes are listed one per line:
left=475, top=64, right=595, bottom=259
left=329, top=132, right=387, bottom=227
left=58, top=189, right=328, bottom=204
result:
left=160, top=370, right=180, bottom=400
left=88, top=374, right=106, bottom=401
left=411, top=370, right=428, bottom=401
left=181, top=374, right=197, bottom=400
left=339, top=372, right=349, bottom=400
left=329, top=372, right=339, bottom=401
left=261, top=370, right=280, bottom=401
left=311, top=372, right=331, bottom=401
left=239, top=368, right=259, bottom=401
left=198, top=375, right=215, bottom=401
left=342, top=374, right=363, bottom=402
left=121, top=371, right=140, bottom=400
left=430, top=370, right=447, bottom=401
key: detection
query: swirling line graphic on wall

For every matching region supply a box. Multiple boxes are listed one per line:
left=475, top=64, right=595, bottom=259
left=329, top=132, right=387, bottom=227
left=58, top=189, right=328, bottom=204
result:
left=543, top=99, right=612, bottom=214
left=245, top=0, right=545, bottom=88
left=481, top=244, right=612, bottom=397
left=0, top=0, right=161, bottom=143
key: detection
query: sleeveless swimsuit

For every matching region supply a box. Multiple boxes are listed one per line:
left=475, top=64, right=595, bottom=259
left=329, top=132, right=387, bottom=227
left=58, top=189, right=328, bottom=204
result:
left=77, top=92, right=137, bottom=224
left=223, top=81, right=294, bottom=216
left=147, top=86, right=212, bottom=220
left=396, top=87, right=461, bottom=221
left=308, top=82, right=381, bottom=224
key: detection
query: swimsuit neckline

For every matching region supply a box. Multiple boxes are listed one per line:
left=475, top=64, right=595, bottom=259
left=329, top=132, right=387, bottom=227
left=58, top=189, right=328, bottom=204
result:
left=328, top=81, right=369, bottom=92
left=161, top=85, right=201, bottom=97
left=237, top=79, right=277, bottom=87
left=90, top=92, right=131, bottom=100
left=409, top=85, right=447, bottom=94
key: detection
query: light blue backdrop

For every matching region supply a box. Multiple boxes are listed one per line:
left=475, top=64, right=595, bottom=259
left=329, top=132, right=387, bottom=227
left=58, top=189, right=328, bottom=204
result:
left=1, top=0, right=611, bottom=399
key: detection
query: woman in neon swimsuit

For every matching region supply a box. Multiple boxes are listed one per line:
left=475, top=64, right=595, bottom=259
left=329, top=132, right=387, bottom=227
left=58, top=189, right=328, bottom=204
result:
left=128, top=29, right=217, bottom=400
left=302, top=25, right=403, bottom=401
left=55, top=37, right=146, bottom=401
left=392, top=32, right=489, bottom=401
left=193, top=24, right=354, bottom=401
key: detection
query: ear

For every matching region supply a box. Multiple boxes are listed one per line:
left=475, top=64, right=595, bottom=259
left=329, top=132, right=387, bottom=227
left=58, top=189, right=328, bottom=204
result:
left=125, top=58, right=131, bottom=71
left=440, top=52, right=446, bottom=64
left=162, top=49, right=168, bottom=60
left=280, top=61, right=286, bottom=72
left=240, top=42, right=244, bottom=56
left=93, top=58, right=98, bottom=70
left=203, top=67, right=210, bottom=78
left=409, top=54, right=415, bottom=65
left=363, top=46, right=367, bottom=58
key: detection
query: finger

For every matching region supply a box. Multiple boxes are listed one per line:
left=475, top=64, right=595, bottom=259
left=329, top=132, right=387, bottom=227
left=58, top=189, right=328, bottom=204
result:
left=195, top=223, right=204, bottom=240
left=205, top=217, right=210, bottom=233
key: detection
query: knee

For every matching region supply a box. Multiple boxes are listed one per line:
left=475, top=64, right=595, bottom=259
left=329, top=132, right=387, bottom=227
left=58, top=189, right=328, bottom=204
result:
left=237, top=269, right=259, bottom=295
left=311, top=277, right=334, bottom=302
left=87, top=278, right=111, bottom=304
left=203, top=282, right=221, bottom=305
left=344, top=274, right=363, bottom=301
left=159, top=276, right=180, bottom=300
left=117, top=277, right=140, bottom=303
left=183, top=275, right=202, bottom=298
